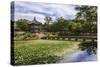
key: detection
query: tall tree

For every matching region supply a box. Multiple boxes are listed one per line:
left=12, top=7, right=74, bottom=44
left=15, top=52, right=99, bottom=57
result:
left=16, top=19, right=29, bottom=32
left=44, top=16, right=52, bottom=32
left=75, top=6, right=97, bottom=22
left=75, top=6, right=97, bottom=33
left=44, top=16, right=52, bottom=24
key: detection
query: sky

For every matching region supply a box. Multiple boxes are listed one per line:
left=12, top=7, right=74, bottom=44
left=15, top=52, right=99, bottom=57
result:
left=11, top=1, right=78, bottom=23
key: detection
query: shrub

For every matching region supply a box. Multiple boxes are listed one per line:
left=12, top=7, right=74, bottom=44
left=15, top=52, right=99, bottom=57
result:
left=14, top=32, right=38, bottom=40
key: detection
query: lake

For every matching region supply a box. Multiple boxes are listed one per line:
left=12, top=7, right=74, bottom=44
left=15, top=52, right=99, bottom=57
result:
left=58, top=50, right=97, bottom=63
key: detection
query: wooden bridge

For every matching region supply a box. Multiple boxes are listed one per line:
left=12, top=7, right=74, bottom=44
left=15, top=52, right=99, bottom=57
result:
left=41, top=36, right=97, bottom=42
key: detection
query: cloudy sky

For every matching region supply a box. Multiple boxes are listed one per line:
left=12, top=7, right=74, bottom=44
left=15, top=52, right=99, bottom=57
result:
left=11, top=1, right=78, bottom=23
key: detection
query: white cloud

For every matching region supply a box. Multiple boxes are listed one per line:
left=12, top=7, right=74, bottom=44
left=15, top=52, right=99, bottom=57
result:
left=13, top=1, right=78, bottom=22
left=14, top=13, right=56, bottom=23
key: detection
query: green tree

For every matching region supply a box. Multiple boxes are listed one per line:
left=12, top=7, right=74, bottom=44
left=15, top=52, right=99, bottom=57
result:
left=44, top=16, right=52, bottom=32
left=67, top=21, right=77, bottom=33
left=53, top=17, right=68, bottom=32
left=75, top=6, right=97, bottom=33
left=44, top=16, right=52, bottom=24
left=16, top=19, right=29, bottom=32
left=74, top=23, right=83, bottom=35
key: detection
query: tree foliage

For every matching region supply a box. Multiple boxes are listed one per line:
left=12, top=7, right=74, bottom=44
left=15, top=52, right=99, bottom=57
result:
left=75, top=6, right=97, bottom=33
left=44, top=16, right=52, bottom=24
left=75, top=6, right=97, bottom=22
left=16, top=19, right=29, bottom=32
left=14, top=5, right=97, bottom=35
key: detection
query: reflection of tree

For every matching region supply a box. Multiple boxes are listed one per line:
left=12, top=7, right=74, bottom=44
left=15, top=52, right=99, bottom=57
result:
left=79, top=41, right=97, bottom=55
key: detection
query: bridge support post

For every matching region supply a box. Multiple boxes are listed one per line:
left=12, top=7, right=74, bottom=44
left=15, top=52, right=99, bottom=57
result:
left=75, top=38, right=78, bottom=41
left=83, top=39, right=86, bottom=41
left=57, top=37, right=59, bottom=40
left=62, top=37, right=65, bottom=40
left=92, top=39, right=94, bottom=42
left=68, top=38, right=71, bottom=40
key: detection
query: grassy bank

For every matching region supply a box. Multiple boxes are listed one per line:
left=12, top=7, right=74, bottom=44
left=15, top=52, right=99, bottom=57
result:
left=13, top=40, right=80, bottom=65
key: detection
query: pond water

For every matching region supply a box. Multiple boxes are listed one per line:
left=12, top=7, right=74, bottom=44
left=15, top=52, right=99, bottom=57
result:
left=58, top=50, right=97, bottom=63
left=58, top=41, right=97, bottom=63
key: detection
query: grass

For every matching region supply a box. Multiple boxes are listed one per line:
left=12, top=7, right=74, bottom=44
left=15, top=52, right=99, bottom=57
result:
left=13, top=40, right=80, bottom=65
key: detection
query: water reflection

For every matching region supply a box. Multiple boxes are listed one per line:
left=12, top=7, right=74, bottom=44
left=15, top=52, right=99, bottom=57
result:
left=58, top=50, right=97, bottom=63
left=58, top=41, right=97, bottom=63
left=66, top=50, right=97, bottom=62
left=79, top=41, right=97, bottom=55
